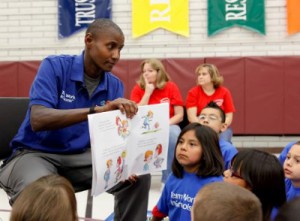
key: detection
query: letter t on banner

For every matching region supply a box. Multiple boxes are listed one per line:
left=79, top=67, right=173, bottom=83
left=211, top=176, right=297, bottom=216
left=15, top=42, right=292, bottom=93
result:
left=287, top=0, right=300, bottom=34
left=132, top=0, right=189, bottom=38
left=58, top=0, right=112, bottom=39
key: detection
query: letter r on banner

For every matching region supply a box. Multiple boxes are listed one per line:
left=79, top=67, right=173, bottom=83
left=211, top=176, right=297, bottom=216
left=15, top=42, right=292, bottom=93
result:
left=132, top=0, right=189, bottom=38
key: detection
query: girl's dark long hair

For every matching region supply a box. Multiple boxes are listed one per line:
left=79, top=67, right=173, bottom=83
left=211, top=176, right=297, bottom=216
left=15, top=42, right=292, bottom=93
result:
left=231, top=149, right=286, bottom=221
left=172, top=123, right=224, bottom=178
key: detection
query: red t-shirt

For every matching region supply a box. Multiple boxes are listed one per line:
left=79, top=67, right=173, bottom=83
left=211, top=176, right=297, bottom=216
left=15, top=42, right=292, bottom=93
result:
left=186, top=86, right=235, bottom=115
left=130, top=81, right=184, bottom=118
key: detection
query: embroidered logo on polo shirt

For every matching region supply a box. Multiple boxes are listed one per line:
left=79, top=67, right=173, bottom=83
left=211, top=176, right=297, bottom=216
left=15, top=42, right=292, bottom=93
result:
left=100, top=100, right=106, bottom=106
left=60, top=90, right=76, bottom=103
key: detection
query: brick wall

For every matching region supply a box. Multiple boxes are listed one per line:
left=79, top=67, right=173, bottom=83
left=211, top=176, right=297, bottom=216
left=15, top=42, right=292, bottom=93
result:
left=1, top=0, right=300, bottom=61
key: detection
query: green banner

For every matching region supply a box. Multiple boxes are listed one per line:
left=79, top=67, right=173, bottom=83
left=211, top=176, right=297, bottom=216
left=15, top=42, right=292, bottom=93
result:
left=208, top=0, right=265, bottom=36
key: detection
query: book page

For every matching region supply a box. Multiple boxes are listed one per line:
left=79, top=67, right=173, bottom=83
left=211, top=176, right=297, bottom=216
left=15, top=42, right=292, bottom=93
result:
left=88, top=103, right=169, bottom=196
left=126, top=103, right=169, bottom=176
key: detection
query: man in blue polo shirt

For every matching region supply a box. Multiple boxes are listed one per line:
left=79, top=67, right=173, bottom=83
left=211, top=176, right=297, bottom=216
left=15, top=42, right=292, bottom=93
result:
left=0, top=19, right=151, bottom=221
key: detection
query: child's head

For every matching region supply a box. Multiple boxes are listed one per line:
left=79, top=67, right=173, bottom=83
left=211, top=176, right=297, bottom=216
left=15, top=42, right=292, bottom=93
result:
left=121, top=150, right=126, bottom=158
left=283, top=141, right=300, bottom=186
left=106, top=159, right=113, bottom=168
left=192, top=182, right=262, bottom=221
left=199, top=101, right=226, bottom=134
left=147, top=110, right=153, bottom=117
left=138, top=58, right=170, bottom=89
left=10, top=174, right=78, bottom=221
left=144, top=150, right=153, bottom=162
left=172, top=123, right=223, bottom=178
left=195, top=63, right=224, bottom=88
left=223, top=149, right=286, bottom=221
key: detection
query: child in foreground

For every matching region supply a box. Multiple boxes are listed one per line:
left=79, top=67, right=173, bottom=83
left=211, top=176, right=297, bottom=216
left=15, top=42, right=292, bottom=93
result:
left=223, top=149, right=286, bottom=221
left=192, top=182, right=262, bottom=221
left=10, top=174, right=78, bottom=221
left=151, top=123, right=224, bottom=221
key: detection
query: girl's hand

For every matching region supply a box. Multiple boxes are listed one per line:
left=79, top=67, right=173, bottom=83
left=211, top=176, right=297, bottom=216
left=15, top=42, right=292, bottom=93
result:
left=144, top=77, right=155, bottom=96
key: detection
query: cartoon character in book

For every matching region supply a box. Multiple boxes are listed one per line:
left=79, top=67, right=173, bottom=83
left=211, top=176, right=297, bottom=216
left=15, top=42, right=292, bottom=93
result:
left=115, top=156, right=123, bottom=183
left=104, top=159, right=112, bottom=189
left=116, top=116, right=130, bottom=138
left=142, top=110, right=153, bottom=130
left=153, top=144, right=164, bottom=168
left=121, top=150, right=127, bottom=174
left=143, top=150, right=153, bottom=171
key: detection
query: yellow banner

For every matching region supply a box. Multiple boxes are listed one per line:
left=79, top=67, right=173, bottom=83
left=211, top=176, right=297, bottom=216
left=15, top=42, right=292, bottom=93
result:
left=287, top=0, right=300, bottom=34
left=132, top=0, right=189, bottom=38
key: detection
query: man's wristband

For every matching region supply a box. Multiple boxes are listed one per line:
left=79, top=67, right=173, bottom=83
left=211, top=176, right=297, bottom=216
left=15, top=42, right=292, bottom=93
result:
left=89, top=105, right=96, bottom=114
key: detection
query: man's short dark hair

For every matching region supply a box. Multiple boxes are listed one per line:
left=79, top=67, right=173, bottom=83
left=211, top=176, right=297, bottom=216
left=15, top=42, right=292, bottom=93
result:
left=86, top=18, right=123, bottom=37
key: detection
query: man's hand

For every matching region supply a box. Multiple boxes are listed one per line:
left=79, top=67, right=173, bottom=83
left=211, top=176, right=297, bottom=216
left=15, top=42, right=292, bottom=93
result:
left=104, top=98, right=138, bottom=119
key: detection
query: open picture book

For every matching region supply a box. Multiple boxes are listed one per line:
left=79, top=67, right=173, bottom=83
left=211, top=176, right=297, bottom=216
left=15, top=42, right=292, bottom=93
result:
left=88, top=103, right=169, bottom=195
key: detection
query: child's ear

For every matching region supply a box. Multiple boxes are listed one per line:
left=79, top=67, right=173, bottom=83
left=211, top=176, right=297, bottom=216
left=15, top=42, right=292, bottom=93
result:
left=220, top=123, right=228, bottom=133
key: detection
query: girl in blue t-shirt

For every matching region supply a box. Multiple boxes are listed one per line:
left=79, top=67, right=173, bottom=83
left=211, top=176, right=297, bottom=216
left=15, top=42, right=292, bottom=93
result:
left=283, top=141, right=300, bottom=201
left=151, top=123, right=224, bottom=221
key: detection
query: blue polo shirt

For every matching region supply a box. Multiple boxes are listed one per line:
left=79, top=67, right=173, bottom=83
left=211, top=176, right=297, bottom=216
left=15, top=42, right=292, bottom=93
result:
left=11, top=52, right=124, bottom=154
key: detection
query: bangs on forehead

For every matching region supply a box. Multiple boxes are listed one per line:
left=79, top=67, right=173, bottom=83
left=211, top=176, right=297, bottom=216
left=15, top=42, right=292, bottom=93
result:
left=231, top=150, right=252, bottom=173
left=232, top=149, right=276, bottom=177
left=231, top=154, right=242, bottom=172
